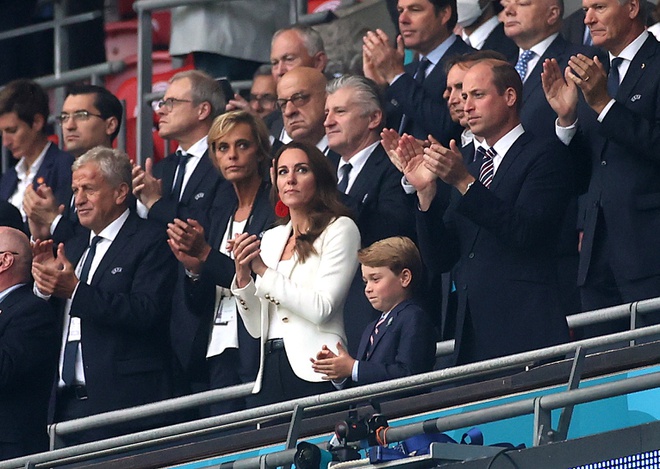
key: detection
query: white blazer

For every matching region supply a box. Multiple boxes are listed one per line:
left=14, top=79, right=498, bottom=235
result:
left=231, top=216, right=360, bottom=393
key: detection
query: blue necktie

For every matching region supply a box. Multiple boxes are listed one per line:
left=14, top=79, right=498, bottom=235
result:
left=62, top=235, right=102, bottom=385
left=337, top=163, right=352, bottom=194
left=171, top=150, right=189, bottom=200
left=515, top=50, right=535, bottom=81
left=607, top=57, right=623, bottom=98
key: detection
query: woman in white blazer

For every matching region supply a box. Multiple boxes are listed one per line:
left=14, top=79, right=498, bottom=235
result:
left=231, top=142, right=360, bottom=407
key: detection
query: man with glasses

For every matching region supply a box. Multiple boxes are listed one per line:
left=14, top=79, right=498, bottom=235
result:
left=23, top=85, right=123, bottom=242
left=132, top=70, right=226, bottom=230
left=0, top=227, right=59, bottom=459
left=273, top=67, right=337, bottom=156
left=226, top=65, right=278, bottom=119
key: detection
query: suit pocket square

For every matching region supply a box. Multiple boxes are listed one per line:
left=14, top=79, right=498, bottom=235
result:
left=194, top=192, right=205, bottom=200
left=631, top=94, right=641, bottom=102
left=111, top=267, right=123, bottom=275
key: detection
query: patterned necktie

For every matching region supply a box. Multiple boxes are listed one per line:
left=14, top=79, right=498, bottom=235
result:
left=515, top=50, right=535, bottom=81
left=607, top=57, right=623, bottom=98
left=62, top=235, right=102, bottom=385
left=367, top=314, right=388, bottom=358
left=337, top=163, right=352, bottom=194
left=171, top=150, right=189, bottom=200
left=478, top=147, right=497, bottom=188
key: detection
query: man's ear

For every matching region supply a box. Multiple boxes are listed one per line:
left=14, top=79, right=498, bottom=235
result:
left=115, top=182, right=130, bottom=205
left=313, top=52, right=329, bottom=72
left=368, top=109, right=384, bottom=131
left=105, top=116, right=119, bottom=137
left=32, top=113, right=46, bottom=133
left=198, top=101, right=212, bottom=121
left=400, top=268, right=412, bottom=288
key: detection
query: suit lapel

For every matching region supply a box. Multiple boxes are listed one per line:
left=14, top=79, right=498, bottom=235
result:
left=246, top=183, right=274, bottom=237
left=90, top=214, right=138, bottom=285
left=181, top=150, right=216, bottom=203
left=347, top=144, right=384, bottom=201
left=524, top=36, right=566, bottom=105
left=617, top=35, right=658, bottom=101
left=0, top=169, right=18, bottom=200
left=489, top=132, right=528, bottom=192
left=33, top=145, right=55, bottom=189
left=161, top=155, right=178, bottom=194
left=261, top=222, right=291, bottom=269
left=369, top=301, right=408, bottom=355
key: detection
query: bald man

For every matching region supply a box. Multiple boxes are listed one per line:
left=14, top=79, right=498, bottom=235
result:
left=0, top=227, right=58, bottom=459
left=273, top=67, right=334, bottom=156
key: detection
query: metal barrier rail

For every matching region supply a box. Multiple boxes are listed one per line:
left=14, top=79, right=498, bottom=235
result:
left=3, top=323, right=659, bottom=469
left=215, top=371, right=660, bottom=469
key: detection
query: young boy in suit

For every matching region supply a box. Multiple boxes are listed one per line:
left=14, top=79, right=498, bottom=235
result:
left=311, top=236, right=437, bottom=386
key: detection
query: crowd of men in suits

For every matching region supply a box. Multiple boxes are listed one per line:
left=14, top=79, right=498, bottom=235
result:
left=0, top=0, right=659, bottom=458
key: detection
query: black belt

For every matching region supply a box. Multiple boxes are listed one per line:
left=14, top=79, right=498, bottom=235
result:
left=264, top=338, right=285, bottom=355
left=59, top=384, right=88, bottom=400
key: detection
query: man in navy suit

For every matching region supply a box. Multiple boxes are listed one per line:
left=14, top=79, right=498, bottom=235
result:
left=363, top=0, right=473, bottom=145
left=502, top=0, right=601, bottom=319
left=32, top=147, right=176, bottom=443
left=312, top=236, right=436, bottom=386
left=132, top=70, right=226, bottom=231
left=542, top=0, right=660, bottom=331
left=324, top=75, right=415, bottom=355
left=23, top=85, right=123, bottom=243
left=396, top=59, right=571, bottom=364
left=0, top=80, right=73, bottom=225
left=0, top=227, right=59, bottom=460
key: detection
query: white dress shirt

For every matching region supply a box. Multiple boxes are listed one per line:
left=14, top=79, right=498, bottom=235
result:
left=9, top=141, right=50, bottom=220
left=336, top=141, right=379, bottom=194
left=136, top=136, right=208, bottom=218
left=57, top=209, right=130, bottom=387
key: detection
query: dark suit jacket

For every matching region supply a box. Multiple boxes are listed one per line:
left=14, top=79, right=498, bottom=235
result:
left=0, top=284, right=59, bottom=459
left=572, top=34, right=660, bottom=287
left=386, top=36, right=474, bottom=145
left=329, top=143, right=417, bottom=355
left=355, top=299, right=436, bottom=385
left=0, top=143, right=73, bottom=208
left=482, top=22, right=519, bottom=64
left=329, top=144, right=415, bottom=247
left=149, top=149, right=225, bottom=230
left=173, top=182, right=274, bottom=381
left=57, top=213, right=176, bottom=418
left=417, top=131, right=572, bottom=364
left=0, top=201, right=23, bottom=232
left=520, top=35, right=598, bottom=137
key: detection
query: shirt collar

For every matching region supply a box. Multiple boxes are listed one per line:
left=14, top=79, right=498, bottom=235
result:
left=464, top=16, right=500, bottom=50
left=0, top=283, right=25, bottom=304
left=91, top=209, right=130, bottom=242
left=316, top=135, right=330, bottom=154
left=177, top=136, right=208, bottom=159
left=424, top=34, right=458, bottom=67
left=15, top=141, right=50, bottom=180
left=338, top=141, right=379, bottom=174
left=525, top=33, right=559, bottom=59
left=488, top=123, right=525, bottom=157
left=610, top=30, right=649, bottom=64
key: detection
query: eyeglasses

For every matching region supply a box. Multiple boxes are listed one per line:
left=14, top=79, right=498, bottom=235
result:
left=276, top=92, right=311, bottom=112
left=157, top=97, right=193, bottom=111
left=250, top=93, right=277, bottom=108
left=0, top=251, right=19, bottom=255
left=56, top=110, right=104, bottom=124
